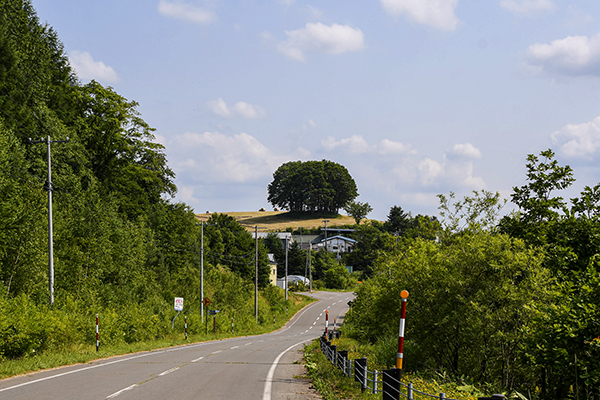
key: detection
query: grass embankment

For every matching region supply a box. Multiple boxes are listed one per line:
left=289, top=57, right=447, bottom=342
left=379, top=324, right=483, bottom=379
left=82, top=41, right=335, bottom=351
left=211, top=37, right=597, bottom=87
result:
left=303, top=336, right=485, bottom=400
left=0, top=292, right=314, bottom=380
left=196, top=211, right=376, bottom=231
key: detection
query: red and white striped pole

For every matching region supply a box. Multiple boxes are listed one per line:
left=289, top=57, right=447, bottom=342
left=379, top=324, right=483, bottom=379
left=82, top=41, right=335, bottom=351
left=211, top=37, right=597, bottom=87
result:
left=96, top=314, right=99, bottom=352
left=333, top=318, right=337, bottom=332
left=325, top=310, right=329, bottom=334
left=231, top=317, right=234, bottom=334
left=396, top=290, right=409, bottom=370
left=185, top=316, right=188, bottom=340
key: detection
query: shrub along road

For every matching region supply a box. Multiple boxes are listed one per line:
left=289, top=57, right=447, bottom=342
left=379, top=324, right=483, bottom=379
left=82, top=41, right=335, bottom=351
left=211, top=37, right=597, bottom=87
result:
left=0, top=291, right=353, bottom=400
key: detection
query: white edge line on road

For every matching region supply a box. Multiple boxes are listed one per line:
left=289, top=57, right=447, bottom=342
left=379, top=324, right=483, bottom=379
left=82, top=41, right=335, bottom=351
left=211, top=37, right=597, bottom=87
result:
left=106, top=384, right=137, bottom=399
left=262, top=338, right=312, bottom=400
left=0, top=341, right=213, bottom=394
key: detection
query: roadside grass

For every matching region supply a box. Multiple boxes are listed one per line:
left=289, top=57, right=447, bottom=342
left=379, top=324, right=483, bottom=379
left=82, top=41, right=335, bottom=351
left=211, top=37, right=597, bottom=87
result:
left=303, top=337, right=485, bottom=400
left=195, top=211, right=376, bottom=231
left=0, top=293, right=314, bottom=380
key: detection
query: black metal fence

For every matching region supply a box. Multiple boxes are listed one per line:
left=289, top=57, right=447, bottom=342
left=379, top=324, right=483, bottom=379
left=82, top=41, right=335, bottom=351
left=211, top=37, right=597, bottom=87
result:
left=319, top=333, right=506, bottom=400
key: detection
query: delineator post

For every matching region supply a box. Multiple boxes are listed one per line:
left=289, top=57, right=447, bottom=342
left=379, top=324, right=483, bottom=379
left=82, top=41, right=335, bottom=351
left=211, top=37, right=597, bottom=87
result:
left=396, top=290, right=409, bottom=370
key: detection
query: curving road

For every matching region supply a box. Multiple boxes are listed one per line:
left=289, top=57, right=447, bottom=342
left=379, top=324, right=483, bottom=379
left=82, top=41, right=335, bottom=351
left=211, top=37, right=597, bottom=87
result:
left=0, top=291, right=353, bottom=400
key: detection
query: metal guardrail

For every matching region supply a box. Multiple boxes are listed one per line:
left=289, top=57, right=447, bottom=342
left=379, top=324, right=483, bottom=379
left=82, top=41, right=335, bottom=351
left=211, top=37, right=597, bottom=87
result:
left=319, top=333, right=506, bottom=400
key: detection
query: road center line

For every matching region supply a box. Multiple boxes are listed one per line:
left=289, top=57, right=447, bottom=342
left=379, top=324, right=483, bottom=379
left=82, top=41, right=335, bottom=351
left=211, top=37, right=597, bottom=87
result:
left=191, top=356, right=204, bottom=363
left=106, top=384, right=137, bottom=399
left=159, top=367, right=180, bottom=376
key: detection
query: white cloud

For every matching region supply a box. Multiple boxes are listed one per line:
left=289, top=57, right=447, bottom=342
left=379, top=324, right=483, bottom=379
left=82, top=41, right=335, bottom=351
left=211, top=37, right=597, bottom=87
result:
left=306, top=6, right=324, bottom=20
left=500, top=0, right=554, bottom=16
left=206, top=98, right=265, bottom=119
left=157, top=1, right=216, bottom=24
left=179, top=185, right=199, bottom=203
left=449, top=143, right=482, bottom=159
left=69, top=50, right=119, bottom=83
left=551, top=116, right=600, bottom=159
left=321, top=135, right=373, bottom=154
left=278, top=23, right=365, bottom=61
left=172, top=131, right=297, bottom=183
left=378, top=139, right=416, bottom=155
left=418, top=158, right=445, bottom=186
left=527, top=34, right=600, bottom=77
left=380, top=0, right=460, bottom=31
left=320, top=136, right=485, bottom=191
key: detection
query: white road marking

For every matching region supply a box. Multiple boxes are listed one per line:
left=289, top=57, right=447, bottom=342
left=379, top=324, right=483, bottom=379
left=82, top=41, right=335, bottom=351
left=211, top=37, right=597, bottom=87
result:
left=0, top=341, right=213, bottom=394
left=159, top=367, right=180, bottom=376
left=262, top=338, right=312, bottom=400
left=230, top=346, right=239, bottom=349
left=106, top=384, right=137, bottom=399
left=245, top=342, right=252, bottom=346
left=191, top=356, right=204, bottom=363
left=211, top=350, right=223, bottom=355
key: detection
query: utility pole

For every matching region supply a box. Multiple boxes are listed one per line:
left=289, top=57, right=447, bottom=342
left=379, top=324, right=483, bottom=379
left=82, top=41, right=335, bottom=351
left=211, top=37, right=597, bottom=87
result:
left=254, top=225, right=267, bottom=322
left=255, top=226, right=258, bottom=321
left=201, top=222, right=204, bottom=322
left=309, top=243, right=312, bottom=293
left=29, top=136, right=69, bottom=305
left=323, top=219, right=329, bottom=241
left=285, top=235, right=288, bottom=300
left=199, top=221, right=217, bottom=323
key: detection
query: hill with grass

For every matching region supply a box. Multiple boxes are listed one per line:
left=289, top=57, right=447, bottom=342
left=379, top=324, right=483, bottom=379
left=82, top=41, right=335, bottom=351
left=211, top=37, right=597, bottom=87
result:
left=195, top=211, right=378, bottom=231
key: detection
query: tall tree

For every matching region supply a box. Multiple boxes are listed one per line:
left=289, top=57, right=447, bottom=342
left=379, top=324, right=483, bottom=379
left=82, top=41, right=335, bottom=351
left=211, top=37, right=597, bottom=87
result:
left=267, top=160, right=358, bottom=214
left=73, top=81, right=176, bottom=218
left=343, top=200, right=373, bottom=224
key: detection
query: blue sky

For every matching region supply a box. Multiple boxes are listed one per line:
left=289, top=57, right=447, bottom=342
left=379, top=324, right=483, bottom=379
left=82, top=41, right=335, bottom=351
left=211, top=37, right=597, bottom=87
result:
left=32, top=0, right=600, bottom=220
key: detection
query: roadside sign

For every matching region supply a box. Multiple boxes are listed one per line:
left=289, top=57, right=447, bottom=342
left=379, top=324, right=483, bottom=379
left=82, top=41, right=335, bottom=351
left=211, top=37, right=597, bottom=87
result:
left=174, top=297, right=184, bottom=311
left=202, top=297, right=211, bottom=306
left=208, top=310, right=220, bottom=315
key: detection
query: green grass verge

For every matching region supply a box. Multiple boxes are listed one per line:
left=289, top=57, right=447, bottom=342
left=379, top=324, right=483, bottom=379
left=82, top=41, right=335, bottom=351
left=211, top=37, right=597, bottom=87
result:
left=0, top=294, right=315, bottom=380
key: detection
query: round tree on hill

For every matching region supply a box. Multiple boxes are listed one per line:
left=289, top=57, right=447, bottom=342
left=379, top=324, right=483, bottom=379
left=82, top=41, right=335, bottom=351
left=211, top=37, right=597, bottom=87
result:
left=267, top=160, right=358, bottom=214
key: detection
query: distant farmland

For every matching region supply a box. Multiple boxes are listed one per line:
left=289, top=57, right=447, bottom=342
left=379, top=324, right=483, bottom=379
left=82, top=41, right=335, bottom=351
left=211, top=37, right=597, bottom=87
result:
left=195, top=211, right=375, bottom=231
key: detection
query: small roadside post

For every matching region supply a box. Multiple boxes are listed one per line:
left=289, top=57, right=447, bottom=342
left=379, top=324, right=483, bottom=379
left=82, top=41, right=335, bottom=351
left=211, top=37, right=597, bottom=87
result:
left=172, top=297, right=184, bottom=329
left=325, top=310, right=329, bottom=334
left=95, top=314, right=99, bottom=352
left=209, top=309, right=220, bottom=334
left=393, top=290, right=409, bottom=399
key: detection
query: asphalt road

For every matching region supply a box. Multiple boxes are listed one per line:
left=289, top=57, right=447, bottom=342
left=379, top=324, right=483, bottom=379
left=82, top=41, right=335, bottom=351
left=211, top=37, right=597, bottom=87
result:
left=0, top=291, right=354, bottom=400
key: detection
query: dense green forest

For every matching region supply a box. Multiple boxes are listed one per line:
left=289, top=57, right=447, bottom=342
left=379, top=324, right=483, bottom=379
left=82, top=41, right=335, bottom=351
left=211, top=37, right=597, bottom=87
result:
left=344, top=150, right=600, bottom=399
left=0, top=0, right=279, bottom=362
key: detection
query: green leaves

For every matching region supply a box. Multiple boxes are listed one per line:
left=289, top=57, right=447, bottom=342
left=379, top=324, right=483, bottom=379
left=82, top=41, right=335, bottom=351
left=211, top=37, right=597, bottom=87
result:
left=267, top=160, right=358, bottom=214
left=343, top=200, right=373, bottom=225
left=346, top=231, right=552, bottom=390
left=511, top=149, right=574, bottom=223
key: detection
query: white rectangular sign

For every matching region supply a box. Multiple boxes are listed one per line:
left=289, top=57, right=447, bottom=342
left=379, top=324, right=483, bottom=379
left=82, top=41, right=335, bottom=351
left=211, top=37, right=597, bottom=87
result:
left=174, top=297, right=184, bottom=311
